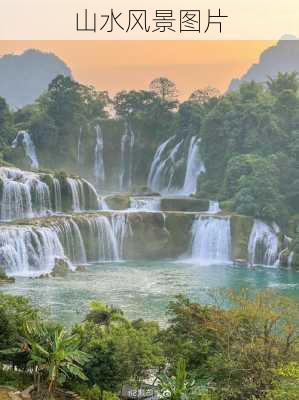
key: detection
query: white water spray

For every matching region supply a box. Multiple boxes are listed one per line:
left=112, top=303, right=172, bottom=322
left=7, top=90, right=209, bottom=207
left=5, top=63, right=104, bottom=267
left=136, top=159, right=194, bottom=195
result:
left=248, top=220, right=280, bottom=266
left=191, top=216, right=232, bottom=264
left=12, top=131, right=39, bottom=169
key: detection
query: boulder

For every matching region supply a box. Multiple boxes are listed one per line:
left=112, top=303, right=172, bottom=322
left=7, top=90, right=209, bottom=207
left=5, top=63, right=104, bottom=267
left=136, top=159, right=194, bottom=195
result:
left=51, top=258, right=71, bottom=277
left=75, top=265, right=87, bottom=272
left=0, top=266, right=15, bottom=284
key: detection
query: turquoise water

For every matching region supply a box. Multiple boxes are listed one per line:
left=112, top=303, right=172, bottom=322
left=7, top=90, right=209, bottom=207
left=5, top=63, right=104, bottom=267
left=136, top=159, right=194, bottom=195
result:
left=1, top=261, right=299, bottom=326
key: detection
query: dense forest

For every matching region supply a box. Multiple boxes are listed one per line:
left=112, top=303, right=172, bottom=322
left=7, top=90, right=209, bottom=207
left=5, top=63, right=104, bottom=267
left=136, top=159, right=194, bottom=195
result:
left=1, top=290, right=298, bottom=400
left=0, top=73, right=298, bottom=223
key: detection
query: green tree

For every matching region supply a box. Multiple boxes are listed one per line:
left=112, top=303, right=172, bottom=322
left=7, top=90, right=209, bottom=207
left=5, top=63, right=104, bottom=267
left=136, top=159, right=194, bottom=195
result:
left=149, top=77, right=178, bottom=102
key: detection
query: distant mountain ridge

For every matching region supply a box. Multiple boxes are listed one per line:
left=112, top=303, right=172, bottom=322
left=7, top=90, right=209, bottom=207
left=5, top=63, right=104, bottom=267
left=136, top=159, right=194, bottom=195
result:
left=228, top=36, right=299, bottom=92
left=0, top=49, right=72, bottom=109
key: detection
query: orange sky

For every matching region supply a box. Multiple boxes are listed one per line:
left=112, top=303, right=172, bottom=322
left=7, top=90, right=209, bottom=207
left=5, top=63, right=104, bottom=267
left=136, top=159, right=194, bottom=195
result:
left=0, top=41, right=274, bottom=98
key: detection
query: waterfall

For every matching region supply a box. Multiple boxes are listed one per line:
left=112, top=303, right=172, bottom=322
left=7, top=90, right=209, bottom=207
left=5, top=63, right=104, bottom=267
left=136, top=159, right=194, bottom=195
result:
left=248, top=220, right=280, bottom=266
left=208, top=200, right=221, bottom=214
left=0, top=168, right=51, bottom=220
left=53, top=178, right=62, bottom=212
left=53, top=219, right=87, bottom=264
left=1, top=180, right=33, bottom=220
left=66, top=178, right=86, bottom=211
left=111, top=214, right=130, bottom=259
left=0, top=226, right=69, bottom=276
left=30, top=179, right=52, bottom=216
left=148, top=139, right=184, bottom=194
left=191, top=216, right=232, bottom=264
left=82, top=216, right=120, bottom=261
left=120, top=121, right=135, bottom=190
left=147, top=135, right=176, bottom=191
left=180, top=137, right=205, bottom=195
left=12, top=130, right=39, bottom=169
left=130, top=197, right=161, bottom=211
left=94, top=124, right=105, bottom=188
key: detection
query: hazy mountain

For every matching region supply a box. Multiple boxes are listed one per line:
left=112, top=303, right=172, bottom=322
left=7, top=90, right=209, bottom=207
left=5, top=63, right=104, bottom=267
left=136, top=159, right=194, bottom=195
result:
left=0, top=49, right=72, bottom=109
left=228, top=36, right=299, bottom=92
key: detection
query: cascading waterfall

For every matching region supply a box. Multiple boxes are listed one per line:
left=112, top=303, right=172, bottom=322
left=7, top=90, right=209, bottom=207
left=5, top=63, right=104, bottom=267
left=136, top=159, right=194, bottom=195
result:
left=208, top=200, right=221, bottom=214
left=94, top=124, right=105, bottom=188
left=148, top=139, right=184, bottom=193
left=111, top=214, right=130, bottom=259
left=147, top=135, right=205, bottom=195
left=53, top=219, right=87, bottom=264
left=0, top=226, right=69, bottom=276
left=147, top=135, right=176, bottom=191
left=82, top=216, right=120, bottom=261
left=12, top=130, right=39, bottom=169
left=0, top=168, right=51, bottom=220
left=180, top=137, right=205, bottom=195
left=53, top=178, right=62, bottom=212
left=130, top=197, right=161, bottom=211
left=191, top=216, right=232, bottom=264
left=120, top=121, right=135, bottom=190
left=66, top=178, right=86, bottom=211
left=248, top=220, right=280, bottom=266
left=30, top=179, right=52, bottom=215
left=0, top=167, right=99, bottom=220
left=1, top=180, right=33, bottom=220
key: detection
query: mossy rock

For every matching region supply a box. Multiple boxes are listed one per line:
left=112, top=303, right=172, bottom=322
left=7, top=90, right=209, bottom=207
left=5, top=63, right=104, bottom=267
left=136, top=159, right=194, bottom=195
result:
left=51, top=258, right=70, bottom=277
left=164, top=212, right=194, bottom=256
left=125, top=212, right=170, bottom=259
left=230, top=214, right=254, bottom=262
left=160, top=197, right=209, bottom=212
left=104, top=194, right=130, bottom=210
left=0, top=266, right=15, bottom=284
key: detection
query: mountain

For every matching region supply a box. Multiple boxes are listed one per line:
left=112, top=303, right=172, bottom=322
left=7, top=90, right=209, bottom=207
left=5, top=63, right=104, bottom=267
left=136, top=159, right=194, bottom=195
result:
left=228, top=36, right=299, bottom=91
left=0, top=49, right=72, bottom=109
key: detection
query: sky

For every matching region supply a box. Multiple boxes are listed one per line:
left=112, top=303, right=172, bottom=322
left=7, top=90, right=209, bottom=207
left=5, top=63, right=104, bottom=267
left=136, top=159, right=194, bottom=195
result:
left=0, top=41, right=275, bottom=98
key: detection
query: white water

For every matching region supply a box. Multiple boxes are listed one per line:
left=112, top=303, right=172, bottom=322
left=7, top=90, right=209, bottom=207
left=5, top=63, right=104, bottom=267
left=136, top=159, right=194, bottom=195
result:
left=148, top=135, right=205, bottom=195
left=0, top=226, right=68, bottom=276
left=53, top=219, right=87, bottom=264
left=180, top=137, right=205, bottom=195
left=208, top=200, right=221, bottom=214
left=130, top=197, right=161, bottom=211
left=53, top=178, right=62, bottom=212
left=83, top=216, right=120, bottom=261
left=147, top=136, right=176, bottom=191
left=190, top=216, right=232, bottom=265
left=0, top=168, right=51, bottom=220
left=248, top=220, right=280, bottom=266
left=66, top=178, right=86, bottom=211
left=94, top=124, right=105, bottom=188
left=12, top=130, right=39, bottom=169
left=120, top=122, right=135, bottom=190
left=111, top=214, right=131, bottom=259
left=0, top=167, right=99, bottom=220
left=77, top=127, right=83, bottom=164
left=148, top=139, right=184, bottom=194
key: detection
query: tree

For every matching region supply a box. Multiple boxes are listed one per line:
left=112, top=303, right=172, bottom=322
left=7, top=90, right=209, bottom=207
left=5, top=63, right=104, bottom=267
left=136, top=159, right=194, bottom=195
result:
left=149, top=78, right=178, bottom=102
left=25, top=321, right=89, bottom=397
left=189, top=87, right=220, bottom=104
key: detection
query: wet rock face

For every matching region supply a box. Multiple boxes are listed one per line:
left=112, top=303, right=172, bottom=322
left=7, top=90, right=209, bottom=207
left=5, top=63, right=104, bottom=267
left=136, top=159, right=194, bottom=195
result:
left=104, top=194, right=130, bottom=210
left=160, top=197, right=209, bottom=212
left=125, top=212, right=170, bottom=259
left=230, top=214, right=254, bottom=263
